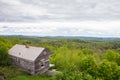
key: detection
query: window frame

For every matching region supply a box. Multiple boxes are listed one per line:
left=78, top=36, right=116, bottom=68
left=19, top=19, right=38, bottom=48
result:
left=39, top=59, right=45, bottom=68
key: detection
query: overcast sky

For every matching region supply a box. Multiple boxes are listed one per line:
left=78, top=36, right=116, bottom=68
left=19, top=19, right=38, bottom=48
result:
left=0, top=0, right=120, bottom=37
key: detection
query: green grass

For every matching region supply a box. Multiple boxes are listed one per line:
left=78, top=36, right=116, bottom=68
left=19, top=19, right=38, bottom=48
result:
left=0, top=66, right=52, bottom=80
left=8, top=75, right=52, bottom=80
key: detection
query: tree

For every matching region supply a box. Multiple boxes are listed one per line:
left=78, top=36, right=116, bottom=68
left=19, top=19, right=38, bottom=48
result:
left=0, top=42, right=11, bottom=66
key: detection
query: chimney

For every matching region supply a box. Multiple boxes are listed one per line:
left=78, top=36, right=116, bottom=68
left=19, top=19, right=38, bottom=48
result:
left=25, top=41, right=31, bottom=48
left=25, top=44, right=29, bottom=48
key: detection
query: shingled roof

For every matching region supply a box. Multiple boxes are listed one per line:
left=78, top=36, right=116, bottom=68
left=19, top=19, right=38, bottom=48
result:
left=9, top=44, right=45, bottom=61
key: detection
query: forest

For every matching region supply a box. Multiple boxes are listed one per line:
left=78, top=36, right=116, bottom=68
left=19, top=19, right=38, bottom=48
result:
left=0, top=36, right=120, bottom=80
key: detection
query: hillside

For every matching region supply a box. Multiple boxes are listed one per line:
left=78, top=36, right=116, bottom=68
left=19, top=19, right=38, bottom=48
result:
left=0, top=36, right=120, bottom=80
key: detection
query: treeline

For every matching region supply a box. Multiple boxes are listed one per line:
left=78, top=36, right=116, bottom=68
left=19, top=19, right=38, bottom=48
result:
left=0, top=36, right=120, bottom=80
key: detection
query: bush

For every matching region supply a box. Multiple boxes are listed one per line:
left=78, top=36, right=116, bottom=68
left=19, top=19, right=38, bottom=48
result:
left=80, top=56, right=96, bottom=71
left=97, top=60, right=120, bottom=80
left=0, top=42, right=11, bottom=66
left=52, top=72, right=63, bottom=80
left=105, top=50, right=120, bottom=65
left=81, top=72, right=93, bottom=80
left=82, top=48, right=93, bottom=55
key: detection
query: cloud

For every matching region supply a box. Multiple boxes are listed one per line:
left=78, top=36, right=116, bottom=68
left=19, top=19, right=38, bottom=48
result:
left=0, top=0, right=49, bottom=22
left=0, top=21, right=120, bottom=37
left=0, top=0, right=120, bottom=22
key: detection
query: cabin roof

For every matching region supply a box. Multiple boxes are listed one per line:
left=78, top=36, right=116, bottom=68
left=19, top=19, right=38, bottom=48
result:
left=9, top=44, right=45, bottom=61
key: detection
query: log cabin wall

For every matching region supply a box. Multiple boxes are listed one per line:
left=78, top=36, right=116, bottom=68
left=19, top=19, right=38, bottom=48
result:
left=10, top=55, right=35, bottom=74
left=34, top=49, right=50, bottom=74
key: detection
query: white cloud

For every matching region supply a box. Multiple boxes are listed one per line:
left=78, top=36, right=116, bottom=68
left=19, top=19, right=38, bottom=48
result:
left=0, top=21, right=120, bottom=37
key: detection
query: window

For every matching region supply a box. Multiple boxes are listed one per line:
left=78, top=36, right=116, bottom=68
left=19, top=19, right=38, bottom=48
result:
left=43, top=51, right=47, bottom=55
left=39, top=59, right=45, bottom=68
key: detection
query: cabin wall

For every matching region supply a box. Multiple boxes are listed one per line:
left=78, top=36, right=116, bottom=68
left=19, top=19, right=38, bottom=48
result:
left=0, top=74, right=4, bottom=80
left=34, top=49, right=50, bottom=74
left=10, top=55, right=35, bottom=74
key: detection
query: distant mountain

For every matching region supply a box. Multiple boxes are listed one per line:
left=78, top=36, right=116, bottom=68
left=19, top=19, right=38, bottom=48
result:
left=1, top=35, right=120, bottom=41
left=43, top=36, right=120, bottom=41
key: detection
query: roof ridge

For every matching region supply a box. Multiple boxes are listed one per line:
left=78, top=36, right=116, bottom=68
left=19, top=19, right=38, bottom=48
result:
left=15, top=44, right=44, bottom=49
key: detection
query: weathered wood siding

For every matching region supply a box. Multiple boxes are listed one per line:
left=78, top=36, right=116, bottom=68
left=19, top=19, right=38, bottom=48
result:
left=10, top=55, right=35, bottom=74
left=34, top=49, right=50, bottom=74
left=0, top=74, right=4, bottom=80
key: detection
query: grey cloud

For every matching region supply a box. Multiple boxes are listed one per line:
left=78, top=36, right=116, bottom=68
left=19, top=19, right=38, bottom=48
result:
left=0, top=0, right=120, bottom=22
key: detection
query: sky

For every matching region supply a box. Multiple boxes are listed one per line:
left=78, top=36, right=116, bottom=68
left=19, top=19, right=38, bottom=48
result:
left=0, top=0, right=120, bottom=37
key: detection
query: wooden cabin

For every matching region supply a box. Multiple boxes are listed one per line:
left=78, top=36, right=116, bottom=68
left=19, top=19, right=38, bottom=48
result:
left=8, top=44, right=52, bottom=75
left=0, top=73, right=4, bottom=80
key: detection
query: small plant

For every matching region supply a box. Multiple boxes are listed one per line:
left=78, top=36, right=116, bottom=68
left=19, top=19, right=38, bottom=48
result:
left=52, top=72, right=63, bottom=80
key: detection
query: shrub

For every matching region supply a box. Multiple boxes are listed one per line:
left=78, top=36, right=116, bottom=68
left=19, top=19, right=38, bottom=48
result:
left=0, top=42, right=11, bottom=66
left=80, top=56, right=96, bottom=71
left=82, top=48, right=93, bottom=55
left=97, top=60, right=120, bottom=80
left=52, top=72, right=63, bottom=80
left=105, top=50, right=120, bottom=65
